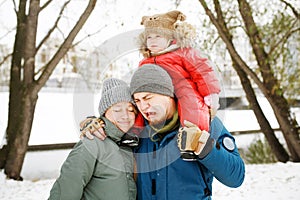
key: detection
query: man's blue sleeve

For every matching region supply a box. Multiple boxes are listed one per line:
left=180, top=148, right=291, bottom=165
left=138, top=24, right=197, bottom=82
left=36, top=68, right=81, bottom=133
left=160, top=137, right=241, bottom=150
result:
left=200, top=117, right=245, bottom=188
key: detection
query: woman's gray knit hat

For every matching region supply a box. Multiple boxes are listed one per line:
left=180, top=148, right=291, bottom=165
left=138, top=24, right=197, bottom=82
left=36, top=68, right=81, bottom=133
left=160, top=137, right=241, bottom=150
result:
left=130, top=64, right=174, bottom=97
left=98, top=78, right=133, bottom=116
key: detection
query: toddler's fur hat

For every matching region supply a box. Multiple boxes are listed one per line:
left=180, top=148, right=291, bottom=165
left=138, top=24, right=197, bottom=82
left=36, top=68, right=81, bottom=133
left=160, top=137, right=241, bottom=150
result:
left=141, top=10, right=186, bottom=31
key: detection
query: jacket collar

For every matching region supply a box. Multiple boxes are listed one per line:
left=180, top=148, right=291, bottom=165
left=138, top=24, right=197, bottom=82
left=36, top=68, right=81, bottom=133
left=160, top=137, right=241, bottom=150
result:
left=100, top=117, right=124, bottom=143
left=148, top=110, right=180, bottom=142
left=150, top=43, right=180, bottom=56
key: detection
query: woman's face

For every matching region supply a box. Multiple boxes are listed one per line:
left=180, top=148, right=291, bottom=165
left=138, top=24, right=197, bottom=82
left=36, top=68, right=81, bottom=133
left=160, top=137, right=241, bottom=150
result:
left=105, top=102, right=136, bottom=133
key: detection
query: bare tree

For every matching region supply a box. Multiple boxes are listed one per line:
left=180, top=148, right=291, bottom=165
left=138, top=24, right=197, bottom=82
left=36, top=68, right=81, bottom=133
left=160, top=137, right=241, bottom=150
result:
left=198, top=0, right=300, bottom=161
left=0, top=0, right=97, bottom=180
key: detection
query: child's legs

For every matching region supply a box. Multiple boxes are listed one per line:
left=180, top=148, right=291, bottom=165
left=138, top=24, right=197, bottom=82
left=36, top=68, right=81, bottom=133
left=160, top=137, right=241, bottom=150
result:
left=177, top=95, right=210, bottom=131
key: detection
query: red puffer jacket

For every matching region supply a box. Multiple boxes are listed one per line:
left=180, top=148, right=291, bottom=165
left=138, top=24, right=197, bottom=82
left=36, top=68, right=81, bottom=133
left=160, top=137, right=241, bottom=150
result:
left=139, top=47, right=220, bottom=131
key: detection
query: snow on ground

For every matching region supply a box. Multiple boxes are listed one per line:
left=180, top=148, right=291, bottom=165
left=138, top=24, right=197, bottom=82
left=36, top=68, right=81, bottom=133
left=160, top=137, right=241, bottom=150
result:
left=213, top=162, right=300, bottom=200
left=0, top=162, right=299, bottom=200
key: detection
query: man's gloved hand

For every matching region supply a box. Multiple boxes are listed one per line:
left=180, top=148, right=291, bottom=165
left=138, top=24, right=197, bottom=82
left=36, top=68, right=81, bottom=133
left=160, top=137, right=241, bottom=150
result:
left=204, top=94, right=220, bottom=119
left=177, top=120, right=211, bottom=161
left=79, top=116, right=106, bottom=140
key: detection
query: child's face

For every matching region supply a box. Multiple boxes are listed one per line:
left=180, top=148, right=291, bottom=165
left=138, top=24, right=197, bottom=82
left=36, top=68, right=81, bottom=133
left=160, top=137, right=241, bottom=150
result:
left=146, top=33, right=170, bottom=53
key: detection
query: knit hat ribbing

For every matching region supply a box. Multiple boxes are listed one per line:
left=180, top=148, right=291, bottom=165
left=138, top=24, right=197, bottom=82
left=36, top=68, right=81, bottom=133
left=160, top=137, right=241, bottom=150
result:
left=130, top=64, right=174, bottom=97
left=98, top=78, right=133, bottom=116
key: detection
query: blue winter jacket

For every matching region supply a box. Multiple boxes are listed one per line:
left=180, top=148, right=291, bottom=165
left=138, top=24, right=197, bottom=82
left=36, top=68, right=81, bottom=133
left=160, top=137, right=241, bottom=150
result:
left=135, top=117, right=245, bottom=200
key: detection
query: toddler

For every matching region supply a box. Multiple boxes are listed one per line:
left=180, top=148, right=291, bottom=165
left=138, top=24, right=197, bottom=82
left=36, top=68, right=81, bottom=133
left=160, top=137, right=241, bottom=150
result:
left=137, top=10, right=221, bottom=132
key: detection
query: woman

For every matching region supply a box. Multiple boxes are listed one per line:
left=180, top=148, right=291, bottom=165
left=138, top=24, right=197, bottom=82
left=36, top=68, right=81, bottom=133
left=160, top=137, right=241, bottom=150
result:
left=48, top=78, right=137, bottom=200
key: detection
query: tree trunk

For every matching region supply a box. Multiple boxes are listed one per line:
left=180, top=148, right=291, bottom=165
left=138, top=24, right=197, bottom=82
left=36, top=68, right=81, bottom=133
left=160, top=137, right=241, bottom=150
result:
left=0, top=146, right=8, bottom=169
left=0, top=0, right=27, bottom=175
left=0, top=0, right=97, bottom=180
left=5, top=89, right=38, bottom=180
left=237, top=0, right=300, bottom=161
left=267, top=94, right=300, bottom=161
left=233, top=63, right=289, bottom=162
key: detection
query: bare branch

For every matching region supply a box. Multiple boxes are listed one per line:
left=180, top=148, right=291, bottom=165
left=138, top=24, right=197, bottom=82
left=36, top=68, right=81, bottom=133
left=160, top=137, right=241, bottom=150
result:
left=198, top=0, right=266, bottom=91
left=237, top=0, right=281, bottom=91
left=71, top=25, right=107, bottom=48
left=269, top=20, right=300, bottom=55
left=40, top=0, right=53, bottom=11
left=34, top=65, right=45, bottom=76
left=12, top=0, right=17, bottom=14
left=279, top=0, right=300, bottom=19
left=174, top=0, right=182, bottom=8
left=0, top=52, right=12, bottom=66
left=57, top=27, right=66, bottom=39
left=0, top=27, right=16, bottom=40
left=36, top=0, right=71, bottom=52
left=34, top=0, right=97, bottom=93
left=228, top=24, right=244, bottom=31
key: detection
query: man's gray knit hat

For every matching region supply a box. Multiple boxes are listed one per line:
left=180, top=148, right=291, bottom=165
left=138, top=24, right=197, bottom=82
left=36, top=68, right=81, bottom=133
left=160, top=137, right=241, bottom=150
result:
left=98, top=78, right=133, bottom=116
left=130, top=64, right=174, bottom=97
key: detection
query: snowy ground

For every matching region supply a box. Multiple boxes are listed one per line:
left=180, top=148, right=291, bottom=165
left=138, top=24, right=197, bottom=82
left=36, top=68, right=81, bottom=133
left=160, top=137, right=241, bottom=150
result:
left=1, top=91, right=300, bottom=199
left=0, top=162, right=299, bottom=200
left=213, top=162, right=300, bottom=200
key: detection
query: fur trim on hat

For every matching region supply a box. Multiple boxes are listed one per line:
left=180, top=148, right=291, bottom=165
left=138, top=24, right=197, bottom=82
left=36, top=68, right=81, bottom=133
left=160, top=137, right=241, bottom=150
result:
left=174, top=22, right=196, bottom=49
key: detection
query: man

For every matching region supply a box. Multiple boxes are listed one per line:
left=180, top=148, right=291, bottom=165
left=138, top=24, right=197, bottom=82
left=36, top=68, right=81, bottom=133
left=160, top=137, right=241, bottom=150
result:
left=81, top=64, right=245, bottom=199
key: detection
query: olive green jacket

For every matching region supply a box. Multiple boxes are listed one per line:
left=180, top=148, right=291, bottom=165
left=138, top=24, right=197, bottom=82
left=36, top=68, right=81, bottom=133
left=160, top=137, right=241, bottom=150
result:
left=48, top=117, right=136, bottom=200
